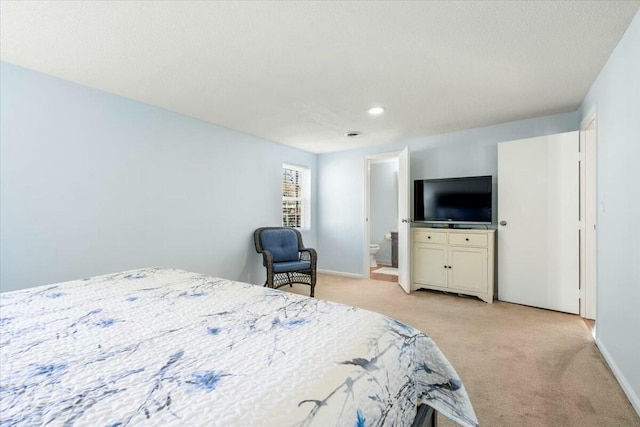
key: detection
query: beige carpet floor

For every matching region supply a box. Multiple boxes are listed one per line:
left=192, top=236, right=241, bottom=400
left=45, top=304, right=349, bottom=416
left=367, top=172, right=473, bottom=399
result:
left=284, top=274, right=640, bottom=426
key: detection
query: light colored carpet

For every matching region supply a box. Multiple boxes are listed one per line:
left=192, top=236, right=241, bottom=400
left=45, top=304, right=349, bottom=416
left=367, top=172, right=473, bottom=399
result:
left=285, top=274, right=640, bottom=426
left=372, top=266, right=399, bottom=276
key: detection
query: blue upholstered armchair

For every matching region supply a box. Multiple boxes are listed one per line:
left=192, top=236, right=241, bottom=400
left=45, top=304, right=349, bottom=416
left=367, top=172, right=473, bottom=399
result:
left=254, top=227, right=317, bottom=297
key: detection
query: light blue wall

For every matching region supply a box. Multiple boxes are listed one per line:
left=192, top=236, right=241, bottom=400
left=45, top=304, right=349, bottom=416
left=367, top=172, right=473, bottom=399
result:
left=0, top=62, right=317, bottom=292
left=579, top=9, right=640, bottom=413
left=370, top=161, right=398, bottom=264
left=317, top=111, right=578, bottom=275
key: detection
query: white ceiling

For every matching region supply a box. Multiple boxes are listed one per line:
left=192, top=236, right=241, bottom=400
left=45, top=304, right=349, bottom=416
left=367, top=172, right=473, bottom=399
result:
left=1, top=1, right=638, bottom=154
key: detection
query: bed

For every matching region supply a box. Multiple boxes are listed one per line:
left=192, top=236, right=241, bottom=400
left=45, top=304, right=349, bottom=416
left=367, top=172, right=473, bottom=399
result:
left=0, top=268, right=478, bottom=426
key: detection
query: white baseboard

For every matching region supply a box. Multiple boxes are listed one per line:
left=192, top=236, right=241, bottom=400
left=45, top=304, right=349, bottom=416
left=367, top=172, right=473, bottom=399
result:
left=317, top=269, right=364, bottom=279
left=596, top=338, right=640, bottom=417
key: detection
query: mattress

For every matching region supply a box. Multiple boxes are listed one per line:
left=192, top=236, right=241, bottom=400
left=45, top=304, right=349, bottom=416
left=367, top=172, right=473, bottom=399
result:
left=0, top=268, right=478, bottom=426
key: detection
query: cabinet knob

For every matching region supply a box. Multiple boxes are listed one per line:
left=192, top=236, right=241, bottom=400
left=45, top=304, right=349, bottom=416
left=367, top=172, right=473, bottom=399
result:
left=499, top=220, right=507, bottom=226
left=465, top=238, right=469, bottom=241
left=427, top=236, right=431, bottom=239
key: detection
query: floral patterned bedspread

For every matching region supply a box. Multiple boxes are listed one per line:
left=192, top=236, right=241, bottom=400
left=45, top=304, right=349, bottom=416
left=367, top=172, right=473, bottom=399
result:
left=0, top=268, right=478, bottom=426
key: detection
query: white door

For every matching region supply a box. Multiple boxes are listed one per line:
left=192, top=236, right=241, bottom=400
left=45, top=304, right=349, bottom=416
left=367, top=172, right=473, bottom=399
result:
left=498, top=132, right=579, bottom=314
left=398, top=147, right=411, bottom=293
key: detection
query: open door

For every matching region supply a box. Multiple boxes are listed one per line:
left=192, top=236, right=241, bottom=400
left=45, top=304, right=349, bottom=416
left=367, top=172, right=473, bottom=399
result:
left=498, top=132, right=579, bottom=313
left=398, top=147, right=411, bottom=293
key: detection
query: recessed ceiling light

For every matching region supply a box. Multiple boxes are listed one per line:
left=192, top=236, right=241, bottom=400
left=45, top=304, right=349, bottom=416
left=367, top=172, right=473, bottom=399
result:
left=367, top=106, right=385, bottom=115
left=345, top=131, right=362, bottom=137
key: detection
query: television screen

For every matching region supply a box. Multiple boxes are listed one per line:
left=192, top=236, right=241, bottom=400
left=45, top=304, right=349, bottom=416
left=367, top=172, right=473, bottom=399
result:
left=414, top=176, right=492, bottom=224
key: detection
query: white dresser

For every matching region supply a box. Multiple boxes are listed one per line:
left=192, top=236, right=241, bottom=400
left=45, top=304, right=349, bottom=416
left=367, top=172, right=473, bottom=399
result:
left=411, top=227, right=495, bottom=303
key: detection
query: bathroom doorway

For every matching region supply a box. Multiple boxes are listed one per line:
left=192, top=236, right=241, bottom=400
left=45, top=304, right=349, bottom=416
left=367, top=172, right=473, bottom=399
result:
left=368, top=157, right=399, bottom=283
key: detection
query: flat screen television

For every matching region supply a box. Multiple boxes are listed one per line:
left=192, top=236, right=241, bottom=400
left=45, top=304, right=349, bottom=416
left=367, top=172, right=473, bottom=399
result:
left=414, top=175, right=492, bottom=224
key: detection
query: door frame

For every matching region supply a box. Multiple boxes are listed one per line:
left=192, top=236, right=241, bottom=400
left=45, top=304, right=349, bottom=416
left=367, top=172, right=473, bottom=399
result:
left=579, top=112, right=597, bottom=322
left=364, top=151, right=401, bottom=280
left=397, top=147, right=411, bottom=293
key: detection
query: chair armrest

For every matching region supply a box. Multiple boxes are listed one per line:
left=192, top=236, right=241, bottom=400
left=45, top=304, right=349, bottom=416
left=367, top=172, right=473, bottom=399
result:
left=262, top=249, right=274, bottom=267
left=299, top=248, right=317, bottom=262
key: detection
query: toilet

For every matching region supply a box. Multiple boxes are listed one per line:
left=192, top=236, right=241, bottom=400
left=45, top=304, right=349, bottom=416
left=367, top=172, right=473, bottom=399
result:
left=369, top=244, right=380, bottom=268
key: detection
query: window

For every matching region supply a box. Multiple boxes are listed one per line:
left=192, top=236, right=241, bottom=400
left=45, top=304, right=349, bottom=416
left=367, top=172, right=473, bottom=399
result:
left=282, top=163, right=310, bottom=229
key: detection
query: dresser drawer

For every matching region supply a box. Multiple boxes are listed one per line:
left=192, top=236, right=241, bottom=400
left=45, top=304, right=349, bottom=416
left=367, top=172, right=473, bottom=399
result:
left=413, top=230, right=447, bottom=244
left=449, top=233, right=488, bottom=247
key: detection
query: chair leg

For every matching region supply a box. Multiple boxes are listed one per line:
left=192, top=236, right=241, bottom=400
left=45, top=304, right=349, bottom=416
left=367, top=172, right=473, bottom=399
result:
left=310, top=272, right=316, bottom=298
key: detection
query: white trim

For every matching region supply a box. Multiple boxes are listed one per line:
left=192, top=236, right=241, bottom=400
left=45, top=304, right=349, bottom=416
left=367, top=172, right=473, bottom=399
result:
left=366, top=151, right=402, bottom=161
left=596, top=338, right=640, bottom=417
left=317, top=269, right=365, bottom=279
left=364, top=157, right=371, bottom=279
left=579, top=114, right=597, bottom=320
left=580, top=107, right=597, bottom=130
left=369, top=157, right=398, bottom=165
left=282, top=162, right=308, bottom=172
left=579, top=132, right=586, bottom=318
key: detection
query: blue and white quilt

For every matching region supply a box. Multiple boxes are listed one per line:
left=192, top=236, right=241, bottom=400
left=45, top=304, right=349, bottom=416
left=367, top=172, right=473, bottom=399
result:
left=0, top=268, right=478, bottom=426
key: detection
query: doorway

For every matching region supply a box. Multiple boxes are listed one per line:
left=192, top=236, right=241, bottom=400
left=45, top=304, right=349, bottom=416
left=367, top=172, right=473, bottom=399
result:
left=368, top=158, right=399, bottom=283
left=364, top=148, right=411, bottom=292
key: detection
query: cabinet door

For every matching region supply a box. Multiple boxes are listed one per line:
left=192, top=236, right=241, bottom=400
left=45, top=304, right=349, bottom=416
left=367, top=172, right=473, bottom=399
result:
left=448, top=247, right=487, bottom=292
left=413, top=243, right=447, bottom=288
